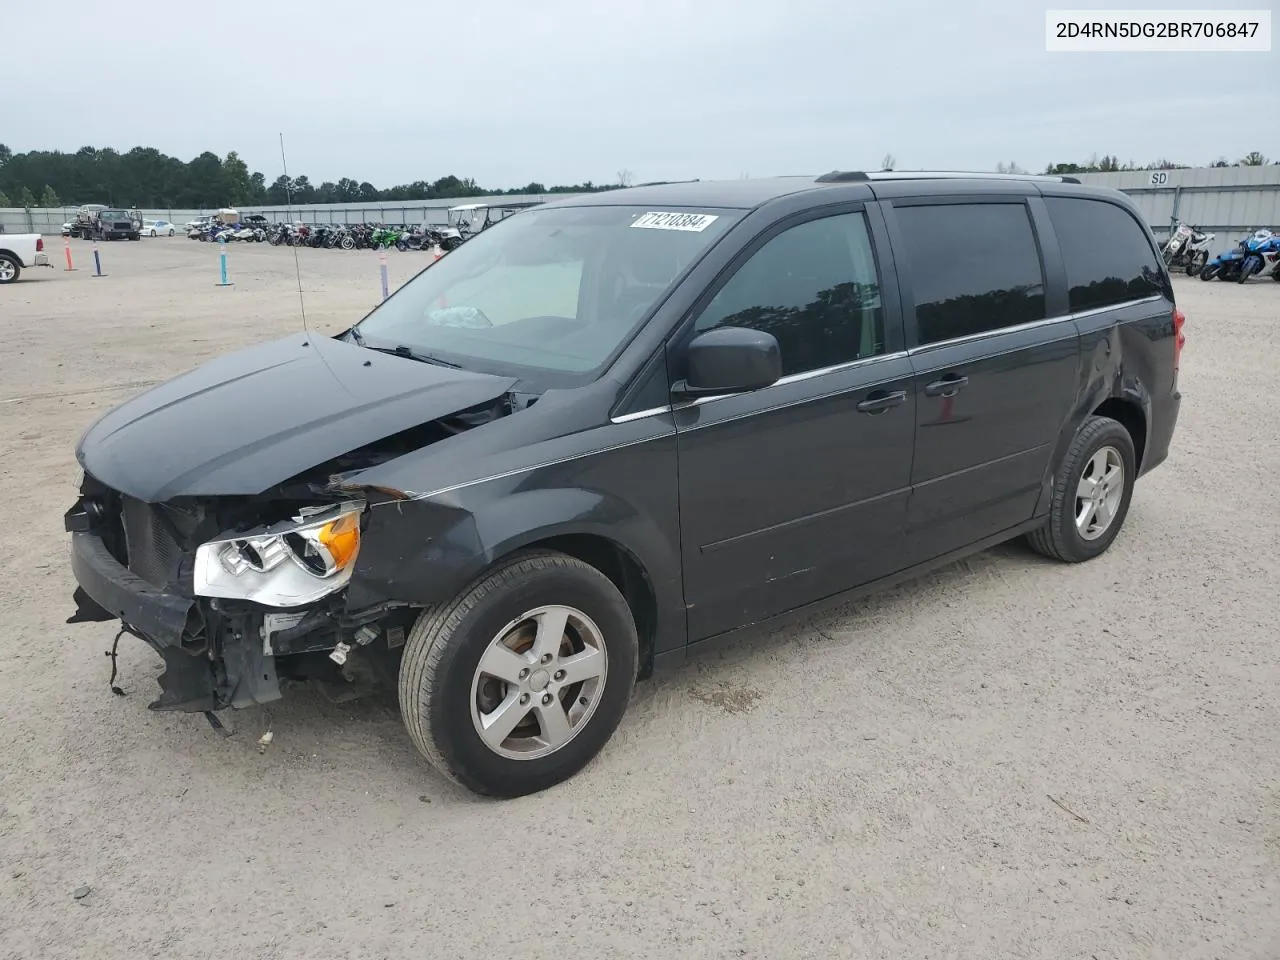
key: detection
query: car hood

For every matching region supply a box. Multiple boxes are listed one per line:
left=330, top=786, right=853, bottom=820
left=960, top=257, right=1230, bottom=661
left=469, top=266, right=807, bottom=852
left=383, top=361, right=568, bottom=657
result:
left=77, top=334, right=517, bottom=501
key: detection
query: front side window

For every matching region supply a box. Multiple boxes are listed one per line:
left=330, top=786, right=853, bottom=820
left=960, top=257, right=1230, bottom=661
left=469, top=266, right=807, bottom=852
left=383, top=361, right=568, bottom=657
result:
left=895, top=202, right=1046, bottom=346
left=352, top=205, right=741, bottom=385
left=1044, top=196, right=1168, bottom=312
left=693, top=212, right=885, bottom=377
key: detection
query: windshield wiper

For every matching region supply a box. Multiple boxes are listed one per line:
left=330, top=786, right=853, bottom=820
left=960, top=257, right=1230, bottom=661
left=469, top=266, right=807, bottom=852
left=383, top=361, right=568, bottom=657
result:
left=347, top=327, right=462, bottom=368
left=379, top=344, right=462, bottom=369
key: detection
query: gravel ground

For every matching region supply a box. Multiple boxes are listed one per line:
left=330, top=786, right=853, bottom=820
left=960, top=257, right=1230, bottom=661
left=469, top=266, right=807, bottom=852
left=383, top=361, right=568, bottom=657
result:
left=2, top=238, right=1278, bottom=960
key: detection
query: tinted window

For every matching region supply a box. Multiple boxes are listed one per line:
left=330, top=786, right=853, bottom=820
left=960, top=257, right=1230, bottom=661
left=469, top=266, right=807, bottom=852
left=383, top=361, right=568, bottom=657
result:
left=895, top=203, right=1046, bottom=345
left=693, top=212, right=884, bottom=376
left=1044, top=197, right=1167, bottom=312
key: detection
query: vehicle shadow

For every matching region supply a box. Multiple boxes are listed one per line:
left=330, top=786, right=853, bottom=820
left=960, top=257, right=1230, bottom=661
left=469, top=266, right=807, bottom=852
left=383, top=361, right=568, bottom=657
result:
left=629, top=538, right=1054, bottom=705
left=169, top=538, right=1054, bottom=802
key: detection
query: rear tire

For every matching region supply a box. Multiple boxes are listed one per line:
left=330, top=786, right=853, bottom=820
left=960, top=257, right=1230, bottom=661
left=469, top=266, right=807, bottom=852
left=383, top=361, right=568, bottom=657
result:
left=1025, top=415, right=1136, bottom=563
left=399, top=550, right=638, bottom=798
left=0, top=254, right=21, bottom=284
left=1199, top=265, right=1218, bottom=281
left=1186, top=251, right=1207, bottom=276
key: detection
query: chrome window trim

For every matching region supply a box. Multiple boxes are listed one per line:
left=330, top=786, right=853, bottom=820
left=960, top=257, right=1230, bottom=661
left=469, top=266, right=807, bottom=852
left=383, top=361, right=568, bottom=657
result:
left=608, top=350, right=910, bottom=423
left=607, top=295, right=1164, bottom=425
left=907, top=294, right=1164, bottom=354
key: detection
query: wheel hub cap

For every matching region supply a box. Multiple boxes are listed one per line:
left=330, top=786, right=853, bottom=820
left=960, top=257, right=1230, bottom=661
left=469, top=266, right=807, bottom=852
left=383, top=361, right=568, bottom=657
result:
left=469, top=604, right=609, bottom=761
left=1075, top=445, right=1124, bottom=541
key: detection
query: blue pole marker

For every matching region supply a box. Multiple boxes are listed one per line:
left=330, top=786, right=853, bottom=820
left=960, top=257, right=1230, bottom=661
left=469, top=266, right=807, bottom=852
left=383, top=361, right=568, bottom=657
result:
left=216, top=236, right=233, bottom=287
left=379, top=250, right=390, bottom=301
left=91, top=241, right=106, bottom=278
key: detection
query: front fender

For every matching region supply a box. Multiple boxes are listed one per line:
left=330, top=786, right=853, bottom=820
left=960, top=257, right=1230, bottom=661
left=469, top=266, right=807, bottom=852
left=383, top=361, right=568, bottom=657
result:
left=347, top=438, right=686, bottom=654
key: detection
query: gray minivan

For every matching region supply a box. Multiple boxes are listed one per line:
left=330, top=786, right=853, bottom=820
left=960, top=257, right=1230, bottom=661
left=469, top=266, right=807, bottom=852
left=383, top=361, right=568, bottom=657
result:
left=66, top=171, right=1183, bottom=796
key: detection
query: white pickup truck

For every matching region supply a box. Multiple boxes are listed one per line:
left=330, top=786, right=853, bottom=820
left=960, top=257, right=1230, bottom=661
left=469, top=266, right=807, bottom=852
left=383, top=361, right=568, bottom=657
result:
left=0, top=234, right=53, bottom=284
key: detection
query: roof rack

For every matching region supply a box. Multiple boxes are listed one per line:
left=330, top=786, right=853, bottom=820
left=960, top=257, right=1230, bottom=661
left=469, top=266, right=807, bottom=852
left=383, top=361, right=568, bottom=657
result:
left=633, top=178, right=701, bottom=187
left=816, top=170, right=1082, bottom=185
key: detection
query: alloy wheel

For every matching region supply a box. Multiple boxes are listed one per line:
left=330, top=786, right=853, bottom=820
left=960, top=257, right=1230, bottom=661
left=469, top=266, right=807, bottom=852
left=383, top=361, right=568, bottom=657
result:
left=469, top=605, right=609, bottom=760
left=1075, top=446, right=1124, bottom=541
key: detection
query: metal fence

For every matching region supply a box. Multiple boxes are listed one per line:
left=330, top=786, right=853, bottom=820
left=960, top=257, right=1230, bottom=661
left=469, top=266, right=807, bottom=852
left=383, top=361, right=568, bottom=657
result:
left=1068, top=165, right=1280, bottom=246
left=0, top=192, right=577, bottom=236
left=4, top=168, right=1278, bottom=245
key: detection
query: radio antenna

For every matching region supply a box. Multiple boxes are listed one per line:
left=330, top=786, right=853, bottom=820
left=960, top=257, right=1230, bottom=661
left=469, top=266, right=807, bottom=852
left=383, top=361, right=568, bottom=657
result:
left=278, top=132, right=309, bottom=332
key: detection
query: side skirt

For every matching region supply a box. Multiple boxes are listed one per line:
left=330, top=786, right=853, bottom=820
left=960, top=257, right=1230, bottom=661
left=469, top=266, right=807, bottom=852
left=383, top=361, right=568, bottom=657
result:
left=652, top=516, right=1048, bottom=673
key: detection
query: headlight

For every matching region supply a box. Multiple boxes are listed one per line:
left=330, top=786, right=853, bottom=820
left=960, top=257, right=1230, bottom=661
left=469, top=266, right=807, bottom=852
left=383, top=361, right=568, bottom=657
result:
left=193, top=500, right=364, bottom=607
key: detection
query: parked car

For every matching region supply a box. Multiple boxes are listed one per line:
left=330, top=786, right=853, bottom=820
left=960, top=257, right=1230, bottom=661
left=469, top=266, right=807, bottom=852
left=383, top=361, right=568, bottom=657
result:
left=61, top=221, right=74, bottom=237
left=142, top=219, right=177, bottom=237
left=65, top=171, right=1183, bottom=797
left=0, top=233, right=53, bottom=283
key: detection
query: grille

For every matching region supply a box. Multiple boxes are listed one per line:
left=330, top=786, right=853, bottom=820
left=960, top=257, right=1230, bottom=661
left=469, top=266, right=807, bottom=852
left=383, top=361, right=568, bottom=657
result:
left=121, top=496, right=185, bottom=588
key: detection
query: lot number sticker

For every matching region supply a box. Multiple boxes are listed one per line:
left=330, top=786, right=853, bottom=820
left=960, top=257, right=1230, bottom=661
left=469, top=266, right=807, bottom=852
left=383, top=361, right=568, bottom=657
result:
left=631, top=212, right=719, bottom=232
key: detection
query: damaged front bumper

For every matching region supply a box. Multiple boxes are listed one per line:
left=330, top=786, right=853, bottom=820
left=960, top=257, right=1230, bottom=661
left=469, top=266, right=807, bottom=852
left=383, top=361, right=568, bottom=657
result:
left=69, top=527, right=281, bottom=712
left=66, top=488, right=413, bottom=714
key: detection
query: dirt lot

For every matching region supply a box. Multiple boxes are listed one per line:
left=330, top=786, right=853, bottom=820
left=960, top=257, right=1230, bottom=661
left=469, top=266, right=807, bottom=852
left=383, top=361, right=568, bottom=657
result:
left=2, top=237, right=1278, bottom=960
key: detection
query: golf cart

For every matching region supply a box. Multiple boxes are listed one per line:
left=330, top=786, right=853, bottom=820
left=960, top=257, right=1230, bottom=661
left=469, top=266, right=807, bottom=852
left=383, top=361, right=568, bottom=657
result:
left=439, top=201, right=544, bottom=247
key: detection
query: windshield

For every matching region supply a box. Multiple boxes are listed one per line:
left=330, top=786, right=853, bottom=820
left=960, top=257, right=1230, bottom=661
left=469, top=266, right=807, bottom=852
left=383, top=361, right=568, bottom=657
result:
left=103, top=210, right=127, bottom=219
left=350, top=204, right=742, bottom=384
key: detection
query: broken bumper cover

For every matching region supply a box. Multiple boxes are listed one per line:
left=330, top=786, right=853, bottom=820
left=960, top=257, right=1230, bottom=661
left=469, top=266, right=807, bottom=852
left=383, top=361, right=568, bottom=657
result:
left=70, top=530, right=194, bottom=645
left=69, top=530, right=280, bottom=713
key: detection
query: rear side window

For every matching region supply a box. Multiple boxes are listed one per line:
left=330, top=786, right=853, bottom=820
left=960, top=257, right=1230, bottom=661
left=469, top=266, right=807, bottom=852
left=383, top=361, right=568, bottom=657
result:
left=894, top=203, right=1046, bottom=346
left=1044, top=197, right=1168, bottom=312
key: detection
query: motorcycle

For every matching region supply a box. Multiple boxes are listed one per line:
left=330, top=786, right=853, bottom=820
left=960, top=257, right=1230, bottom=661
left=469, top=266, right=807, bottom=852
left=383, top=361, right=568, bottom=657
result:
left=1201, top=229, right=1280, bottom=282
left=1163, top=220, right=1217, bottom=276
left=395, top=226, right=434, bottom=251
left=1199, top=242, right=1247, bottom=281
left=1236, top=229, right=1280, bottom=283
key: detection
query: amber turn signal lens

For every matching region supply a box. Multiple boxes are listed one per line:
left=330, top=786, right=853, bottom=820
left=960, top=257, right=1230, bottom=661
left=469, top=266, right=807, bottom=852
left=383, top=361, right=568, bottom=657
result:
left=317, top=513, right=361, bottom=571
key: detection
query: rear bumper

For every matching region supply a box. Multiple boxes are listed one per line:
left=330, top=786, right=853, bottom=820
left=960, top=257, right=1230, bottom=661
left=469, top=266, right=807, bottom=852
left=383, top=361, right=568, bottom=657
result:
left=1140, top=389, right=1181, bottom=476
left=33, top=253, right=50, bottom=267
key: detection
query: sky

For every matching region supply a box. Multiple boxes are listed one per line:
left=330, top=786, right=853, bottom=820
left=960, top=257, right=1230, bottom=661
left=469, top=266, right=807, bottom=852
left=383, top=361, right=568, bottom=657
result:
left=3, top=0, right=1278, bottom=188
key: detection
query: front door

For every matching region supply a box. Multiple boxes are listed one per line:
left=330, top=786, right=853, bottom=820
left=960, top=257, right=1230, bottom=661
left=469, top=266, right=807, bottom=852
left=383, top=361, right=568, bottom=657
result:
left=886, top=198, right=1081, bottom=562
left=672, top=207, right=917, bottom=642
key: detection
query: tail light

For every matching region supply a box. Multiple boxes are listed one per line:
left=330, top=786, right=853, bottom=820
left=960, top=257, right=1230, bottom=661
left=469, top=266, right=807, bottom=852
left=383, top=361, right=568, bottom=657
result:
left=36, top=237, right=44, bottom=252
left=1173, top=307, right=1186, bottom=372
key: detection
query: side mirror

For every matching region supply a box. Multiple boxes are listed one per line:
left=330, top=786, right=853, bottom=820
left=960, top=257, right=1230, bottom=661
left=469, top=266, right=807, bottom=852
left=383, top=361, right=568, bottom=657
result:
left=672, top=326, right=781, bottom=397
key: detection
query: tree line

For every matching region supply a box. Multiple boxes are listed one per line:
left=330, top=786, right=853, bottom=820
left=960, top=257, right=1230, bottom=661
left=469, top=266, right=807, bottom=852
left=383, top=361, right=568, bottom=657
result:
left=1042, top=151, right=1272, bottom=175
left=0, top=143, right=624, bottom=209
left=2, top=142, right=1276, bottom=209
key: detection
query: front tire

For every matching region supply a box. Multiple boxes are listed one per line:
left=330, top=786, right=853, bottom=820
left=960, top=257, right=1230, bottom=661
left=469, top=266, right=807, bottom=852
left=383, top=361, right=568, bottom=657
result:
left=399, top=550, right=639, bottom=797
left=1026, top=415, right=1136, bottom=563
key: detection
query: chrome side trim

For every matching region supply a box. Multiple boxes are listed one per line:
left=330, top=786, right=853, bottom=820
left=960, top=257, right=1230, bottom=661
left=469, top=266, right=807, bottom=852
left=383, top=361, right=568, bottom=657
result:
left=384, top=434, right=667, bottom=505
left=610, top=406, right=671, bottom=424
left=609, top=350, right=910, bottom=423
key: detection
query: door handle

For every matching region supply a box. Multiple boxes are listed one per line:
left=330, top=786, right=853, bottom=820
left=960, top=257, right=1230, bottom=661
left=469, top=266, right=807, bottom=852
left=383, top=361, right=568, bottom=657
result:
left=855, top=390, right=907, bottom=414
left=924, top=375, right=969, bottom=397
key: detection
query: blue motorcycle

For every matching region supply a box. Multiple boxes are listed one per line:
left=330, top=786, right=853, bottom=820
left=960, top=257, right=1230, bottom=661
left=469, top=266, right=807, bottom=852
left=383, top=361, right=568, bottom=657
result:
left=1201, top=229, right=1279, bottom=282
left=1199, top=241, right=1246, bottom=281
left=1237, top=229, right=1280, bottom=283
